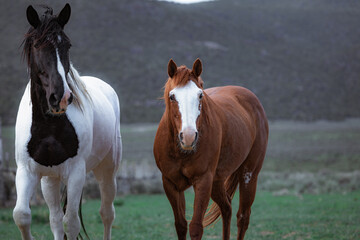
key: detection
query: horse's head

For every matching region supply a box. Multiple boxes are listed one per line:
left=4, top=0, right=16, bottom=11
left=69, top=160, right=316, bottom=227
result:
left=24, top=4, right=73, bottom=115
left=165, top=58, right=205, bottom=151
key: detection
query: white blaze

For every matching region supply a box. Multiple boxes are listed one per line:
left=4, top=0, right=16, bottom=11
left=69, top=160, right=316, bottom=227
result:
left=56, top=49, right=71, bottom=97
left=170, top=81, right=202, bottom=132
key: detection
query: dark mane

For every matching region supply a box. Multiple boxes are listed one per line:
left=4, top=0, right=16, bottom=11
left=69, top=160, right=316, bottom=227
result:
left=22, top=5, right=71, bottom=68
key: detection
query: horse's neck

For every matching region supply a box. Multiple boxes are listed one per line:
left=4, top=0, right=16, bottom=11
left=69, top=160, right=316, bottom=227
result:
left=198, top=95, right=215, bottom=128
left=30, top=78, right=50, bottom=121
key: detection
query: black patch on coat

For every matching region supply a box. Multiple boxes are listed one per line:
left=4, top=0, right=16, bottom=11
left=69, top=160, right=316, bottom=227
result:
left=27, top=113, right=79, bottom=167
left=27, top=81, right=79, bottom=167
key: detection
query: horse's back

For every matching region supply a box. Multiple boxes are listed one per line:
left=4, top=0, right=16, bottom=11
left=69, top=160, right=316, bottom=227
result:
left=205, top=85, right=267, bottom=125
left=81, top=76, right=120, bottom=114
left=206, top=86, right=260, bottom=108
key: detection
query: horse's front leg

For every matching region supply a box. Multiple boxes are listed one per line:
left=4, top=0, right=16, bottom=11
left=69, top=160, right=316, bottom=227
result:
left=190, top=173, right=213, bottom=240
left=162, top=176, right=187, bottom=240
left=41, top=177, right=64, bottom=240
left=63, top=161, right=86, bottom=240
left=13, top=167, right=40, bottom=240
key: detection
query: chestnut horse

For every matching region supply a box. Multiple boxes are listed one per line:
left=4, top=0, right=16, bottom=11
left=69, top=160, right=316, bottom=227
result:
left=153, top=59, right=268, bottom=240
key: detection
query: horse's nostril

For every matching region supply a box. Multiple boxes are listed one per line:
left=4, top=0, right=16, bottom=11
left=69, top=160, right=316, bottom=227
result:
left=68, top=93, right=73, bottom=105
left=179, top=132, right=184, bottom=141
left=49, top=93, right=60, bottom=107
left=194, top=132, right=198, bottom=142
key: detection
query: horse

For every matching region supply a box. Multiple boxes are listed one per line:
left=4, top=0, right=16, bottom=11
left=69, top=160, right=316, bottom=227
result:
left=13, top=4, right=122, bottom=240
left=153, top=58, right=268, bottom=240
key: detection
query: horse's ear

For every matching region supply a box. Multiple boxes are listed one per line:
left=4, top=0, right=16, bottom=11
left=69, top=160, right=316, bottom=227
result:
left=168, top=59, right=177, bottom=78
left=192, top=58, right=202, bottom=78
left=27, top=5, right=40, bottom=28
left=57, top=3, right=71, bottom=28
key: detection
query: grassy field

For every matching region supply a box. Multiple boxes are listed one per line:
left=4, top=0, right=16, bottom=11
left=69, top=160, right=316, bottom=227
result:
left=0, top=191, right=359, bottom=239
left=1, top=119, right=360, bottom=239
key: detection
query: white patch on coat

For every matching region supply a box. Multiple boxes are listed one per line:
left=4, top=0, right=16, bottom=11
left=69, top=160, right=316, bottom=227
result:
left=169, top=81, right=202, bottom=132
left=244, top=172, right=252, bottom=184
left=56, top=49, right=71, bottom=97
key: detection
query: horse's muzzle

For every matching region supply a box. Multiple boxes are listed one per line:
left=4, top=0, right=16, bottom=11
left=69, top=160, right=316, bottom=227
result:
left=50, top=91, right=73, bottom=115
left=179, top=128, right=198, bottom=150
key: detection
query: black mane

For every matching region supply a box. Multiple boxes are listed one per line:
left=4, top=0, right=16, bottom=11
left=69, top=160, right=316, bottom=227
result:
left=22, top=5, right=71, bottom=68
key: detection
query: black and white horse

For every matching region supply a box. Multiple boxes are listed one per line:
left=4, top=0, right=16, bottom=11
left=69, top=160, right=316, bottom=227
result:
left=13, top=4, right=122, bottom=240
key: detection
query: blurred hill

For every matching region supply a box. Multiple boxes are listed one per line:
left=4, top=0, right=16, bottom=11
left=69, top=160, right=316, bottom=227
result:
left=1, top=0, right=360, bottom=124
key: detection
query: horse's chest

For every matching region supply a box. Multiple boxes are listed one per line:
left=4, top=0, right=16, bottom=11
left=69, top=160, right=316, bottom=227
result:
left=27, top=116, right=79, bottom=167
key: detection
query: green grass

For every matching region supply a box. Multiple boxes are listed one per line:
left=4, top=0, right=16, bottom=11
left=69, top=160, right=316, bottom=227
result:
left=1, top=191, right=359, bottom=239
left=1, top=120, right=360, bottom=238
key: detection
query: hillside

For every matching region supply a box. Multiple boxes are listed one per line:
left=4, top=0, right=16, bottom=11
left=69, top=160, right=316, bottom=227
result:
left=1, top=0, right=360, bottom=124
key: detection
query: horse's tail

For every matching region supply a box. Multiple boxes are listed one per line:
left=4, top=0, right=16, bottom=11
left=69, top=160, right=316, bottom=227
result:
left=61, top=187, right=90, bottom=240
left=203, top=168, right=241, bottom=227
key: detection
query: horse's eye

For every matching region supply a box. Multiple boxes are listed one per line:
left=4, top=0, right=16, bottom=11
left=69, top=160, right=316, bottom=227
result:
left=199, top=93, right=203, bottom=100
left=169, top=94, right=175, bottom=102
